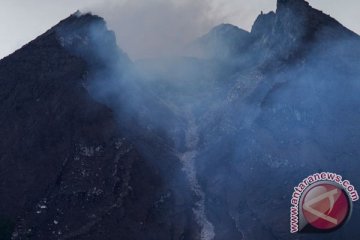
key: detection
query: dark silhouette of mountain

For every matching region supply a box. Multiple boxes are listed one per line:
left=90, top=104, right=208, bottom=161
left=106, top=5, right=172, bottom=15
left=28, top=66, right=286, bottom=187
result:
left=251, top=0, right=358, bottom=66
left=195, top=23, right=252, bottom=59
left=0, top=12, right=195, bottom=240
left=1, top=0, right=360, bottom=240
left=196, top=1, right=360, bottom=239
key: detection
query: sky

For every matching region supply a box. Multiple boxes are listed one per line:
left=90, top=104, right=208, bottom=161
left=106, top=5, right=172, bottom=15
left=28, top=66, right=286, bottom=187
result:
left=0, top=0, right=359, bottom=60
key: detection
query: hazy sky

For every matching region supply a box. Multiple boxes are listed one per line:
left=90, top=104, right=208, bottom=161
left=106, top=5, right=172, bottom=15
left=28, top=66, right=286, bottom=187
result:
left=0, top=0, right=359, bottom=59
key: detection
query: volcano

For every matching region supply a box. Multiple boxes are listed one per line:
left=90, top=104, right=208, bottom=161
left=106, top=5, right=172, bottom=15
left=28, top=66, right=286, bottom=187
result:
left=0, top=0, right=360, bottom=239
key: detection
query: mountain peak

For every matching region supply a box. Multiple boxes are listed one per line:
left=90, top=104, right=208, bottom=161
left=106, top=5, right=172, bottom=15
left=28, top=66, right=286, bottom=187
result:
left=53, top=12, right=130, bottom=67
left=210, top=23, right=249, bottom=35
left=275, top=0, right=315, bottom=18
left=58, top=11, right=105, bottom=26
left=195, top=23, right=251, bottom=59
left=277, top=0, right=308, bottom=4
left=251, top=0, right=358, bottom=64
left=276, top=0, right=310, bottom=10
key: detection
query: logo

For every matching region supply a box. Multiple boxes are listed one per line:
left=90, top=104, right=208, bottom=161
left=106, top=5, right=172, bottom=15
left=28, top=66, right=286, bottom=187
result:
left=290, top=172, right=359, bottom=233
left=301, top=182, right=350, bottom=232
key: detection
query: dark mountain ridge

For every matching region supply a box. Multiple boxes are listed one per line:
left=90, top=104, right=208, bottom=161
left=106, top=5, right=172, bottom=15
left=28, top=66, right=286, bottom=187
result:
left=0, top=11, right=193, bottom=240
left=199, top=0, right=359, bottom=68
left=195, top=1, right=360, bottom=240
left=0, top=0, right=360, bottom=239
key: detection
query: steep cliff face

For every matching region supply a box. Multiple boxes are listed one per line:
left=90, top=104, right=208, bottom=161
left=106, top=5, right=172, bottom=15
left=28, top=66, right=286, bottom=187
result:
left=0, top=13, right=194, bottom=240
left=195, top=1, right=360, bottom=240
left=251, top=0, right=358, bottom=64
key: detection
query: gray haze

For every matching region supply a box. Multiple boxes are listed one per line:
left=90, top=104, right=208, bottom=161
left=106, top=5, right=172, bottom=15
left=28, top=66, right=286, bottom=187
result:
left=55, top=2, right=360, bottom=237
left=0, top=0, right=359, bottom=59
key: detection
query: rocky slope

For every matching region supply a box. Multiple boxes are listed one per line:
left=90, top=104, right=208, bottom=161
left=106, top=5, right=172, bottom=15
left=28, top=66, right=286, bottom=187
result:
left=195, top=0, right=360, bottom=239
left=0, top=13, right=194, bottom=240
left=1, top=0, right=360, bottom=240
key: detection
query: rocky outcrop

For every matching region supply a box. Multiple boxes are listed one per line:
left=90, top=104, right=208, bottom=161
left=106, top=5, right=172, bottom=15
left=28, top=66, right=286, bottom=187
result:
left=251, top=0, right=358, bottom=64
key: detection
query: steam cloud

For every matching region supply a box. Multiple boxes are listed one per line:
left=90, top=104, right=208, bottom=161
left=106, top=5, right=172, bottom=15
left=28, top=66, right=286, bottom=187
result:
left=88, top=0, right=275, bottom=59
left=57, top=0, right=360, bottom=238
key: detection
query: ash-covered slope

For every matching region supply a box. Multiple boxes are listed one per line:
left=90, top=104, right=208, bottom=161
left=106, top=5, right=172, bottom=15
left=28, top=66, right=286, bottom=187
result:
left=195, top=1, right=360, bottom=240
left=117, top=1, right=360, bottom=239
left=0, top=13, right=194, bottom=240
left=1, top=0, right=360, bottom=240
